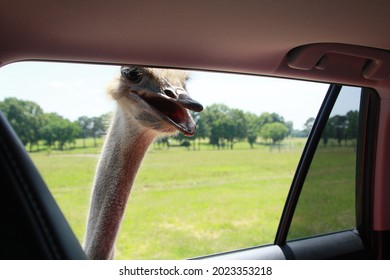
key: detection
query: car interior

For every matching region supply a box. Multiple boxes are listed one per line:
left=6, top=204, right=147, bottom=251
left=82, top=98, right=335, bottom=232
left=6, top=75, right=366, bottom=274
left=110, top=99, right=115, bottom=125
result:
left=0, top=1, right=389, bottom=260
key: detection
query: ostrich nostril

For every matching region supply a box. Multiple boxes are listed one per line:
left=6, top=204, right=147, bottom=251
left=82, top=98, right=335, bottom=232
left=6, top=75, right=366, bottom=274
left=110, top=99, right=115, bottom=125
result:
left=163, top=89, right=176, bottom=99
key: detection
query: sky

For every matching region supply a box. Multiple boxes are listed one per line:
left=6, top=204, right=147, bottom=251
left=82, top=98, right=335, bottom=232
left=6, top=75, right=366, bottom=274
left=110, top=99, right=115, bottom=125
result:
left=0, top=61, right=333, bottom=130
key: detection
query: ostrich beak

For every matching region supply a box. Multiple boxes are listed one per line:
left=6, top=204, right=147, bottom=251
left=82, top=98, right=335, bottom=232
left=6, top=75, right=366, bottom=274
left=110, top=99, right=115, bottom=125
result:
left=176, top=92, right=204, bottom=113
left=137, top=86, right=203, bottom=136
left=173, top=91, right=203, bottom=136
left=159, top=88, right=203, bottom=136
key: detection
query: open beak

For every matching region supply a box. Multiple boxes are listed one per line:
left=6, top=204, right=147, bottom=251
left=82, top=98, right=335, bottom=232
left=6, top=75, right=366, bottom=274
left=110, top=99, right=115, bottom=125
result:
left=138, top=87, right=203, bottom=136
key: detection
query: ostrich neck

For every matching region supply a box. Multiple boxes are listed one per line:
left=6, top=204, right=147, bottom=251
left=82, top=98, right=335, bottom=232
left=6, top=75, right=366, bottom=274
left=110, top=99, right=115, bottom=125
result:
left=84, top=108, right=156, bottom=259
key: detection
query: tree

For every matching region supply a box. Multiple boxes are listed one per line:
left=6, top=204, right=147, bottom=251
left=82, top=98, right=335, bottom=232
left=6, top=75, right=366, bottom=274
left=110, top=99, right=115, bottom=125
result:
left=285, top=121, right=293, bottom=137
left=0, top=97, right=44, bottom=151
left=322, top=111, right=358, bottom=147
left=260, top=122, right=288, bottom=144
left=202, top=104, right=247, bottom=149
left=245, top=112, right=261, bottom=148
left=90, top=116, right=106, bottom=147
left=202, top=104, right=230, bottom=149
left=77, top=116, right=93, bottom=148
left=40, top=113, right=62, bottom=148
left=226, top=108, right=247, bottom=149
left=40, top=113, right=80, bottom=150
left=330, top=115, right=348, bottom=146
left=258, top=112, right=284, bottom=127
left=346, top=110, right=359, bottom=142
left=303, top=117, right=315, bottom=136
left=189, top=111, right=210, bottom=150
left=76, top=113, right=110, bottom=147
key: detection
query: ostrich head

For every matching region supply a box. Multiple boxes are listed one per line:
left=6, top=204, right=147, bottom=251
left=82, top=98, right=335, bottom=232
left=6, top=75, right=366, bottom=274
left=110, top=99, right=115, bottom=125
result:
left=108, top=66, right=203, bottom=136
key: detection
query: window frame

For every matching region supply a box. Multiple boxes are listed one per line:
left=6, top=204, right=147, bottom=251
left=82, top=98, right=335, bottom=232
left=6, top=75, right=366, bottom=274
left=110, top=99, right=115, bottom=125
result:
left=1, top=69, right=379, bottom=259
left=355, top=88, right=379, bottom=255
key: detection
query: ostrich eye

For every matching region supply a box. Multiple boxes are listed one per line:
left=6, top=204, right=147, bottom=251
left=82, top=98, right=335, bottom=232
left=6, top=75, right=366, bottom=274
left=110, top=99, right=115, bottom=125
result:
left=121, top=67, right=143, bottom=83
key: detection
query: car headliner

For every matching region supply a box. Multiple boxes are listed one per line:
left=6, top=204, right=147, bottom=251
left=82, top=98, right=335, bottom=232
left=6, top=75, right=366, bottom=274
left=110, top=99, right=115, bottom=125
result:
left=1, top=1, right=389, bottom=84
left=1, top=0, right=390, bottom=231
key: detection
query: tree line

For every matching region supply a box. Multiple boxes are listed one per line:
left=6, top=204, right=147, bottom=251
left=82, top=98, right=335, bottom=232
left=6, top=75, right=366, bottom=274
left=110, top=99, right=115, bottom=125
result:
left=0, top=97, right=358, bottom=152
left=297, top=111, right=359, bottom=147
left=181, top=104, right=295, bottom=150
left=0, top=97, right=110, bottom=151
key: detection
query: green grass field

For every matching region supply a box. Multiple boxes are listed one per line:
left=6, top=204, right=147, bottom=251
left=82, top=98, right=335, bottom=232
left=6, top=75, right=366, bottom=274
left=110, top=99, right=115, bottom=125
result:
left=288, top=146, right=356, bottom=239
left=29, top=138, right=355, bottom=259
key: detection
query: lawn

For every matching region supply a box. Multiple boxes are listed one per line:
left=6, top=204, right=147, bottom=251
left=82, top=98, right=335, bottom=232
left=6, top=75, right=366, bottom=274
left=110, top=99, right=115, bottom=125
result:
left=288, top=145, right=357, bottom=240
left=28, top=138, right=356, bottom=259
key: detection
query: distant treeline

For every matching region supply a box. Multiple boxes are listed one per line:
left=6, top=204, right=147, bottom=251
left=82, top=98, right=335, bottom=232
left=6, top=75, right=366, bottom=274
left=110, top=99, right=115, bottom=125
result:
left=0, top=97, right=358, bottom=151
left=0, top=97, right=109, bottom=151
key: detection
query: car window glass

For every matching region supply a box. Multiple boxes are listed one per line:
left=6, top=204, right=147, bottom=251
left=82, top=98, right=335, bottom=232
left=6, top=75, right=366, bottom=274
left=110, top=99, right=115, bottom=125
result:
left=287, top=86, right=361, bottom=240
left=0, top=61, right=327, bottom=259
